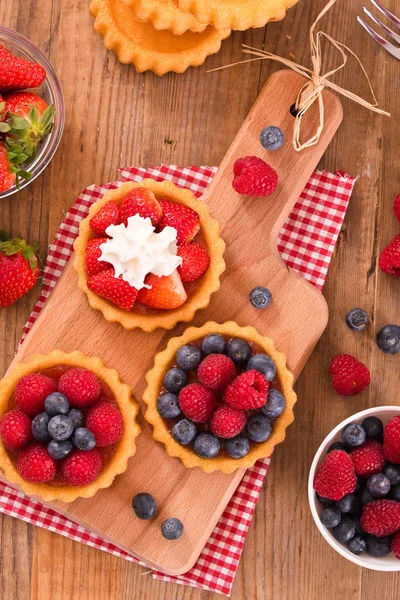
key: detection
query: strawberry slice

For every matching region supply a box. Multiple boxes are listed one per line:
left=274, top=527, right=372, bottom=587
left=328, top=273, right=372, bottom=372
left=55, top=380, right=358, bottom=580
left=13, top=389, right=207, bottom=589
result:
left=87, top=268, right=138, bottom=311
left=178, top=242, right=210, bottom=282
left=137, top=271, right=187, bottom=310
left=89, top=201, right=120, bottom=236
left=85, top=237, right=110, bottom=276
left=119, top=188, right=163, bottom=227
left=158, top=200, right=200, bottom=245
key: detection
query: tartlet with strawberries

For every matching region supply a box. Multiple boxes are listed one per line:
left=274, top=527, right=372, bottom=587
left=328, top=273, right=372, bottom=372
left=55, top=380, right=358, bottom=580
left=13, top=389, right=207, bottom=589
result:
left=0, top=350, right=140, bottom=502
left=74, top=180, right=225, bottom=331
left=143, top=321, right=297, bottom=473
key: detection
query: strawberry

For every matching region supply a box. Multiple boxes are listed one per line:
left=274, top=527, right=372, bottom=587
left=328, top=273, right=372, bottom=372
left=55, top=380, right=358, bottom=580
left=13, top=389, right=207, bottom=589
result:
left=210, top=404, right=247, bottom=439
left=17, top=443, right=57, bottom=483
left=384, top=416, right=400, bottom=464
left=197, top=354, right=236, bottom=390
left=61, top=449, right=102, bottom=486
left=88, top=268, right=138, bottom=311
left=361, top=499, right=400, bottom=537
left=392, top=531, right=400, bottom=559
left=0, top=142, right=16, bottom=192
left=379, top=234, right=400, bottom=277
left=313, top=450, right=357, bottom=501
left=394, top=194, right=400, bottom=223
left=0, top=230, right=40, bottom=307
left=158, top=200, right=200, bottom=245
left=350, top=440, right=386, bottom=478
left=86, top=401, right=123, bottom=447
left=0, top=45, right=46, bottom=91
left=4, top=92, right=48, bottom=118
left=119, top=188, right=163, bottom=227
left=85, top=237, right=109, bottom=276
left=0, top=94, right=6, bottom=121
left=89, top=201, right=120, bottom=236
left=233, top=156, right=278, bottom=197
left=177, top=243, right=210, bottom=282
left=178, top=383, right=216, bottom=423
left=15, top=373, right=57, bottom=415
left=329, top=354, right=370, bottom=396
left=137, top=271, right=187, bottom=310
left=0, top=409, right=32, bottom=450
left=58, top=368, right=100, bottom=409
left=224, top=370, right=269, bottom=410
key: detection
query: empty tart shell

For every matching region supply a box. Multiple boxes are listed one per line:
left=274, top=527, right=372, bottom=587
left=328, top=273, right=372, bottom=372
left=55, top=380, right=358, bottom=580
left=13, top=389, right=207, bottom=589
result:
left=143, top=321, right=297, bottom=473
left=90, top=0, right=231, bottom=76
left=121, top=0, right=207, bottom=35
left=0, top=350, right=140, bottom=502
left=177, top=0, right=300, bottom=30
left=74, top=180, right=226, bottom=332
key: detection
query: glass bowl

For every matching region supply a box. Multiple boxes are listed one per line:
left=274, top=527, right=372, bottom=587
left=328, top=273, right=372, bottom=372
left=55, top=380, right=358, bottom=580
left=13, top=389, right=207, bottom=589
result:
left=0, top=26, right=65, bottom=199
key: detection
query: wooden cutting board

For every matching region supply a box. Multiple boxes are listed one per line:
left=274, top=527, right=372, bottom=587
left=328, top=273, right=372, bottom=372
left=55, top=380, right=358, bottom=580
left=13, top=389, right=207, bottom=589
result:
left=0, top=71, right=343, bottom=575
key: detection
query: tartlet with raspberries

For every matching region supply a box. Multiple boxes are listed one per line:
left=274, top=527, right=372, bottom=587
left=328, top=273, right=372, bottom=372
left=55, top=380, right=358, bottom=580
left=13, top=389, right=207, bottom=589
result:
left=0, top=350, right=140, bottom=502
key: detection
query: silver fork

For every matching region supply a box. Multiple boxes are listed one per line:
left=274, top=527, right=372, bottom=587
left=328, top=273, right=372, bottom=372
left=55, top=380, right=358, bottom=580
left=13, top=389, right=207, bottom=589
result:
left=358, top=0, right=400, bottom=60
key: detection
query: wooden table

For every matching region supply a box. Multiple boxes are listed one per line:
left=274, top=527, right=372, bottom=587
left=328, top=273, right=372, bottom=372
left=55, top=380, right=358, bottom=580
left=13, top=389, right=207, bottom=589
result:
left=1, top=0, right=399, bottom=597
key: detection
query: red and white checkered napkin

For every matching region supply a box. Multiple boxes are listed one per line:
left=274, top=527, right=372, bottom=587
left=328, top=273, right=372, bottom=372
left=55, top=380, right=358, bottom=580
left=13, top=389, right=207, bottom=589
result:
left=0, top=165, right=356, bottom=596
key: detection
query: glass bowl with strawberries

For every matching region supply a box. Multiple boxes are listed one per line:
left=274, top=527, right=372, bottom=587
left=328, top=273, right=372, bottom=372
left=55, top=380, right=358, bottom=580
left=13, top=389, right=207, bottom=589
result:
left=0, top=26, right=65, bottom=198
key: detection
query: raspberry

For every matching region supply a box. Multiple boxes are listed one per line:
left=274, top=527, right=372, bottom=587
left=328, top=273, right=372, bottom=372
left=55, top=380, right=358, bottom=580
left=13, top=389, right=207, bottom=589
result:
left=178, top=383, right=216, bottom=423
left=384, top=416, right=400, bottom=463
left=17, top=443, right=57, bottom=483
left=350, top=440, right=386, bottom=478
left=224, top=370, right=269, bottom=410
left=378, top=234, right=400, bottom=277
left=86, top=401, right=123, bottom=447
left=313, top=450, right=357, bottom=501
left=58, top=368, right=100, bottom=408
left=394, top=194, right=400, bottom=223
left=329, top=354, right=370, bottom=396
left=61, top=449, right=102, bottom=486
left=361, top=499, right=400, bottom=537
left=197, top=354, right=236, bottom=390
left=392, top=531, right=400, bottom=559
left=89, top=200, right=120, bottom=236
left=15, top=373, right=57, bottom=415
left=0, top=409, right=32, bottom=450
left=210, top=404, right=247, bottom=439
left=177, top=243, right=210, bottom=282
left=232, top=156, right=278, bottom=197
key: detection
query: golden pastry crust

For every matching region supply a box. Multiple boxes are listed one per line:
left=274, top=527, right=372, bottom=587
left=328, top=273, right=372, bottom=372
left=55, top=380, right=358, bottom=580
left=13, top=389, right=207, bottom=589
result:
left=122, top=0, right=207, bottom=35
left=0, top=350, right=141, bottom=502
left=143, top=321, right=297, bottom=473
left=178, top=0, right=300, bottom=30
left=74, top=180, right=226, bottom=332
left=90, top=0, right=231, bottom=76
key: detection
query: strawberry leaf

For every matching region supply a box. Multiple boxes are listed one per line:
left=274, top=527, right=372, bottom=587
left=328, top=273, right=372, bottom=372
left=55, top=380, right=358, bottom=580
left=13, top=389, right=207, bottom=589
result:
left=0, top=122, right=10, bottom=133
left=0, top=230, right=9, bottom=242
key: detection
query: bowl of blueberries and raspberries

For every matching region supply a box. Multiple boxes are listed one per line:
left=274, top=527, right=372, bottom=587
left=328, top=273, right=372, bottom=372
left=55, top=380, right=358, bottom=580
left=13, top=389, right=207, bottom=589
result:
left=308, top=406, right=400, bottom=570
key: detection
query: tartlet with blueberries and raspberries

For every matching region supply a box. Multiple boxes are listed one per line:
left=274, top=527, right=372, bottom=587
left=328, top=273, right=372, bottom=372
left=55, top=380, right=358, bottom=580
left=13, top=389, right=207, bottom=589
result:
left=143, top=321, right=297, bottom=473
left=0, top=351, right=140, bottom=502
left=74, top=180, right=225, bottom=332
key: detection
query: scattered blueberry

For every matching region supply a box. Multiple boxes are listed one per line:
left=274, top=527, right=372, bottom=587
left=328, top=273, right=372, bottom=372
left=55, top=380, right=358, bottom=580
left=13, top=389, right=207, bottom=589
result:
left=202, top=334, right=227, bottom=355
left=348, top=535, right=366, bottom=555
left=260, top=126, right=284, bottom=151
left=161, top=518, right=184, bottom=540
left=47, top=439, right=73, bottom=459
left=365, top=535, right=391, bottom=557
left=157, top=393, right=182, bottom=419
left=361, top=416, right=383, bottom=441
left=72, top=427, right=96, bottom=450
left=316, top=493, right=333, bottom=507
left=163, top=368, right=187, bottom=394
left=227, top=338, right=252, bottom=367
left=383, top=464, right=400, bottom=486
left=359, top=488, right=374, bottom=506
left=194, top=433, right=221, bottom=458
left=366, top=473, right=391, bottom=498
left=246, top=414, right=272, bottom=442
left=31, top=412, right=51, bottom=442
left=376, top=324, right=400, bottom=355
left=172, top=418, right=197, bottom=445
left=345, top=308, right=369, bottom=332
left=47, top=415, right=74, bottom=441
left=225, top=435, right=250, bottom=459
left=327, top=441, right=349, bottom=454
left=389, top=483, right=400, bottom=501
left=333, top=516, right=356, bottom=543
left=335, top=493, right=360, bottom=514
left=246, top=354, right=276, bottom=381
left=249, top=286, right=272, bottom=309
left=321, top=507, right=341, bottom=528
left=68, top=408, right=85, bottom=429
left=176, top=345, right=202, bottom=370
left=44, top=392, right=69, bottom=416
left=261, top=389, right=285, bottom=418
left=342, top=422, right=366, bottom=447
left=132, top=492, right=157, bottom=520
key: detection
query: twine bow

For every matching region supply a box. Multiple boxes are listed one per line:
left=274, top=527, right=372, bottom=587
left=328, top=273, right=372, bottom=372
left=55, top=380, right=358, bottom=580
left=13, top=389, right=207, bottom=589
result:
left=209, top=0, right=390, bottom=152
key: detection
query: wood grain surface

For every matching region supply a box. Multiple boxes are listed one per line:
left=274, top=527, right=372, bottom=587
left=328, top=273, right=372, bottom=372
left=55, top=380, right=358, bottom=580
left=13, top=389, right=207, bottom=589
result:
left=1, top=0, right=400, bottom=598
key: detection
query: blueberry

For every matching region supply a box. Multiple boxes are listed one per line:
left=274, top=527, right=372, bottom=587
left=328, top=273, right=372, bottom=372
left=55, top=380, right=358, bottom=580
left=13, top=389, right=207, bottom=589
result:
left=202, top=334, right=227, bottom=355
left=333, top=516, right=356, bottom=543
left=157, top=393, right=182, bottom=419
left=321, top=507, right=341, bottom=528
left=335, top=493, right=360, bottom=514
left=31, top=412, right=51, bottom=442
left=366, top=473, right=391, bottom=498
left=161, top=518, right=184, bottom=540
left=355, top=477, right=363, bottom=492
left=163, top=368, right=187, bottom=394
left=383, top=464, right=400, bottom=486
left=316, top=493, right=333, bottom=507
left=361, top=416, right=383, bottom=441
left=260, top=126, right=284, bottom=151
left=227, top=339, right=252, bottom=367
left=246, top=354, right=276, bottom=381
left=194, top=433, right=221, bottom=458
left=246, top=414, right=272, bottom=442
left=132, top=492, right=157, bottom=520
left=67, top=408, right=85, bottom=429
left=352, top=514, right=365, bottom=535
left=389, top=483, right=400, bottom=501
left=72, top=427, right=96, bottom=450
left=172, top=418, right=197, bottom=445
left=359, top=488, right=374, bottom=506
left=327, top=441, right=349, bottom=454
left=376, top=324, right=400, bottom=355
left=48, top=415, right=74, bottom=441
left=342, top=422, right=366, bottom=447
left=176, top=345, right=202, bottom=371
left=365, top=535, right=391, bottom=557
left=249, top=286, right=272, bottom=309
left=261, top=389, right=285, bottom=418
left=225, top=435, right=250, bottom=459
left=44, top=392, right=69, bottom=416
left=348, top=535, right=366, bottom=555
left=47, top=439, right=73, bottom=459
left=345, top=308, right=369, bottom=332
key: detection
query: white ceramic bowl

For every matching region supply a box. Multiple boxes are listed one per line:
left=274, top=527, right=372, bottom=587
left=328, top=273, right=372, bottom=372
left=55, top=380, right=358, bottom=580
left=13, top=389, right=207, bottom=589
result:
left=308, top=406, right=400, bottom=571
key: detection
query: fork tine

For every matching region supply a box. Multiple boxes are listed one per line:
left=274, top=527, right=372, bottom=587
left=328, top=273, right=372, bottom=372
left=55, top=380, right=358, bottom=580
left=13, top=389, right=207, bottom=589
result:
left=364, top=7, right=400, bottom=44
left=357, top=17, right=400, bottom=60
left=370, top=0, right=400, bottom=30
